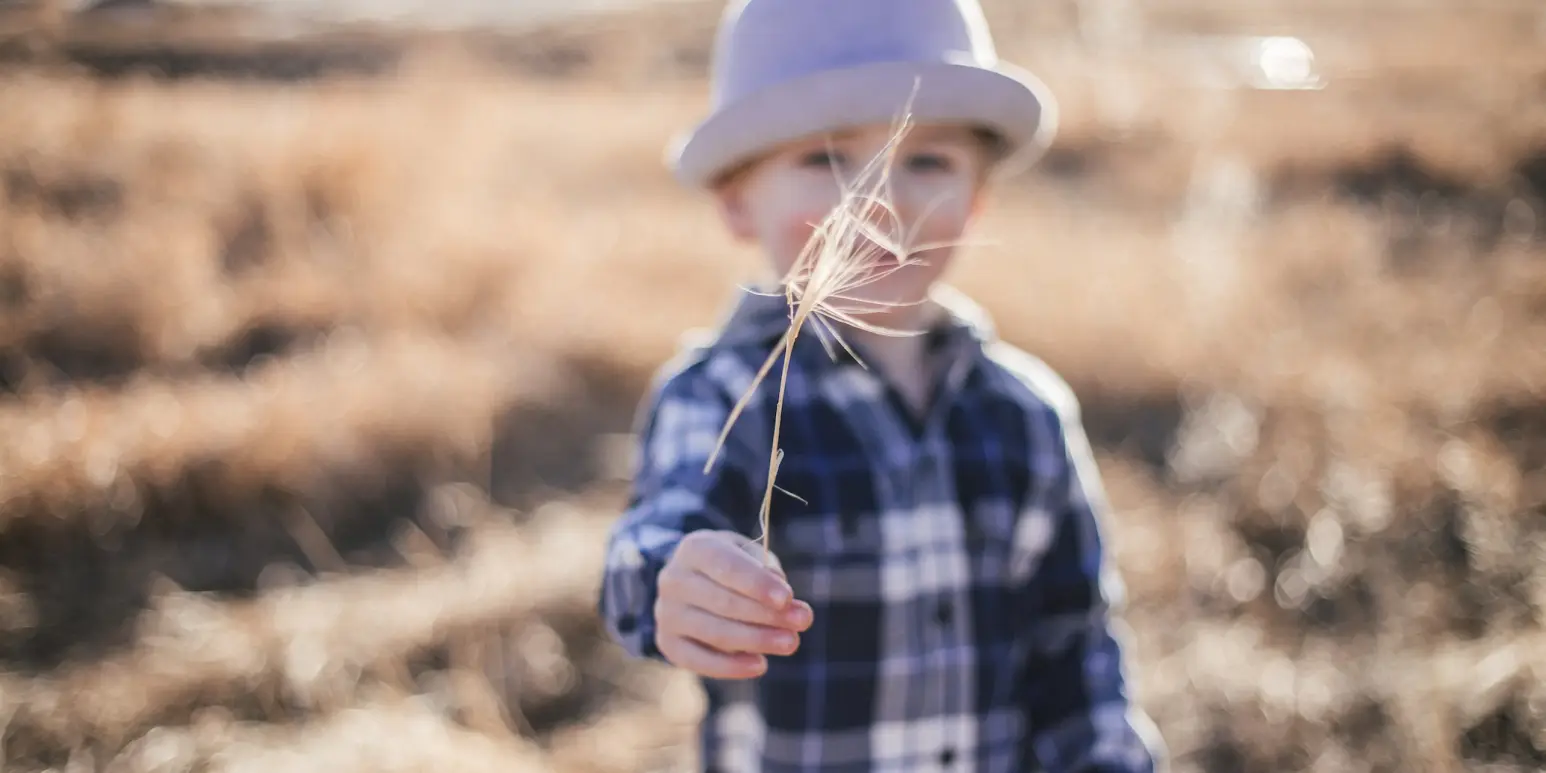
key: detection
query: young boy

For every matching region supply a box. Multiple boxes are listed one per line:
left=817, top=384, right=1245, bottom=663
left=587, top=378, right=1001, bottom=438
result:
left=599, top=0, right=1166, bottom=770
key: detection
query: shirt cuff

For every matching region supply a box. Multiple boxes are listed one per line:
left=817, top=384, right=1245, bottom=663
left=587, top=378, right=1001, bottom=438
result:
left=600, top=525, right=688, bottom=662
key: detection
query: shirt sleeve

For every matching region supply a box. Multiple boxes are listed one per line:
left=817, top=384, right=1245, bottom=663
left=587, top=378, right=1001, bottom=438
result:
left=1018, top=402, right=1166, bottom=773
left=597, top=356, right=766, bottom=662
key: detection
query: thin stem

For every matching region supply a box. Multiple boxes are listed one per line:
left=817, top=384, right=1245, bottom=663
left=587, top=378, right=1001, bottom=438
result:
left=703, top=325, right=793, bottom=475
left=703, top=89, right=989, bottom=563
left=758, top=327, right=798, bottom=560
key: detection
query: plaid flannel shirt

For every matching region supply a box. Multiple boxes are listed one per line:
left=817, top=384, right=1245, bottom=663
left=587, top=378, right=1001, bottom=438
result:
left=599, top=286, right=1163, bottom=773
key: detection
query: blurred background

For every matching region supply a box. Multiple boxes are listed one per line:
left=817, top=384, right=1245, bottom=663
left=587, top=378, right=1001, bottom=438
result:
left=0, top=0, right=1543, bottom=771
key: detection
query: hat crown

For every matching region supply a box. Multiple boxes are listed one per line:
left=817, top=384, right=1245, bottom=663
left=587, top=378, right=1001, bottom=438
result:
left=710, top=0, right=1001, bottom=109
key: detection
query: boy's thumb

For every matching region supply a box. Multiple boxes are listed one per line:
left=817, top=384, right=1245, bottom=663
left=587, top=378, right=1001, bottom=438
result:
left=732, top=534, right=785, bottom=578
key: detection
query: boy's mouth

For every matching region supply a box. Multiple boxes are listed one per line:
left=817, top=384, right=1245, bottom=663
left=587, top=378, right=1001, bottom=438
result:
left=855, top=236, right=904, bottom=267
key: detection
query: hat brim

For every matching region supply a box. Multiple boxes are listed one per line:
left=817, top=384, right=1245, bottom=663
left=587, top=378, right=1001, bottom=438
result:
left=667, top=57, right=1057, bottom=188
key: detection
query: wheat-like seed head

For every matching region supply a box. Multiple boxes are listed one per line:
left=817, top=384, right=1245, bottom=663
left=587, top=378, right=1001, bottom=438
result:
left=699, top=93, right=982, bottom=559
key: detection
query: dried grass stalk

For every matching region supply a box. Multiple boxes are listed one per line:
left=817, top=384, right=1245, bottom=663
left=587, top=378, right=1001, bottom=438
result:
left=104, top=698, right=547, bottom=773
left=702, top=96, right=967, bottom=561
left=0, top=508, right=607, bottom=748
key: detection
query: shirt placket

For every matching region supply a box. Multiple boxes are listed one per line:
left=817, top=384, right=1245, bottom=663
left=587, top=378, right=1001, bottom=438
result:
left=905, top=445, right=973, bottom=771
left=907, top=338, right=981, bottom=771
left=820, top=326, right=982, bottom=771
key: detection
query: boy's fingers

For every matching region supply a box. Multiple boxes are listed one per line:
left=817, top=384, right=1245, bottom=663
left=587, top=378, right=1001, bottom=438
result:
left=657, top=634, right=767, bottom=681
left=674, top=603, right=800, bottom=656
left=666, top=569, right=792, bottom=628
left=736, top=537, right=786, bottom=577
left=678, top=533, right=792, bottom=608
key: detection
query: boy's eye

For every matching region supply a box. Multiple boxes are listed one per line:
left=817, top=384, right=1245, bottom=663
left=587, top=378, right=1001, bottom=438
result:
left=905, top=152, right=954, bottom=173
left=799, top=150, right=845, bottom=169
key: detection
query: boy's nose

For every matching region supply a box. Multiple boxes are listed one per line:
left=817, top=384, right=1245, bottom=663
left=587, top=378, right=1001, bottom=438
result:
left=846, top=199, right=910, bottom=255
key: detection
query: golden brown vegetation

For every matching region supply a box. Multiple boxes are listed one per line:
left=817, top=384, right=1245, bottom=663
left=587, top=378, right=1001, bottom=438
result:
left=1, top=1, right=1545, bottom=771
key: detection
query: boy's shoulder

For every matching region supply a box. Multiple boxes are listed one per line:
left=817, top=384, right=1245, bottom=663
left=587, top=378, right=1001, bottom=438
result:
left=633, top=322, right=767, bottom=420
left=639, top=290, right=791, bottom=409
left=929, top=284, right=1082, bottom=425
left=978, top=338, right=1082, bottom=425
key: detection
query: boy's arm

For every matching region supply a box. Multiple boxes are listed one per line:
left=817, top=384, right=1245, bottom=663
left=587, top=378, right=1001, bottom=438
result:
left=598, top=362, right=763, bottom=662
left=1018, top=404, right=1165, bottom=773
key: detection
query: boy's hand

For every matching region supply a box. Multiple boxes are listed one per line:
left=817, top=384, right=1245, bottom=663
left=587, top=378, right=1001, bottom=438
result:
left=654, top=530, right=813, bottom=680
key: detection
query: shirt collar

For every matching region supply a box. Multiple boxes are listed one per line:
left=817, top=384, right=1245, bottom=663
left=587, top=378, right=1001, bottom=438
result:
left=705, top=282, right=998, bottom=364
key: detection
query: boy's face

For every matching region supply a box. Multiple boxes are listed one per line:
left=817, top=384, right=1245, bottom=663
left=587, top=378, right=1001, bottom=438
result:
left=712, top=123, right=991, bottom=329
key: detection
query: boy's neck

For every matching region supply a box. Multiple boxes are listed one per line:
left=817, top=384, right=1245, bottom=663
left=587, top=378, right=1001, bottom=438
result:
left=839, top=301, right=945, bottom=417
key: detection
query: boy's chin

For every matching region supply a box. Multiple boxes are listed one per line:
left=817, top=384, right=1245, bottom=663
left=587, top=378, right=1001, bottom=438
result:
left=837, top=288, right=935, bottom=330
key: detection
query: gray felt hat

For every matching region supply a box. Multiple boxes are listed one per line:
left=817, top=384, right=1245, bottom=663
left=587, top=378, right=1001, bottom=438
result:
left=667, top=0, right=1058, bottom=188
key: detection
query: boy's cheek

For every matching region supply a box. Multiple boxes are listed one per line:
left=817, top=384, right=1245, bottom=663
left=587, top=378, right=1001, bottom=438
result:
left=774, top=217, right=825, bottom=259
left=909, top=183, right=977, bottom=227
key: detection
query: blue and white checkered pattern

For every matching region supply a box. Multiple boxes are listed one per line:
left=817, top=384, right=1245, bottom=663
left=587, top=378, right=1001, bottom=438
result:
left=599, top=287, right=1164, bottom=773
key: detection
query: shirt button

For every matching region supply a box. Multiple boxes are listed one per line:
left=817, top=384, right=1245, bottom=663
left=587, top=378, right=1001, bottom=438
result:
left=616, top=614, right=637, bottom=633
left=935, top=600, right=954, bottom=625
left=939, top=746, right=956, bottom=766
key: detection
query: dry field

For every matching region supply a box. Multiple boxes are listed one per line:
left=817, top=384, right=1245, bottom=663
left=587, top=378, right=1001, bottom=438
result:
left=1, top=1, right=1545, bottom=771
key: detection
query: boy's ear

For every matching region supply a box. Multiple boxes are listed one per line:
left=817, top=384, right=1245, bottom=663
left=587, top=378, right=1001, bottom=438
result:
left=968, top=181, right=990, bottom=220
